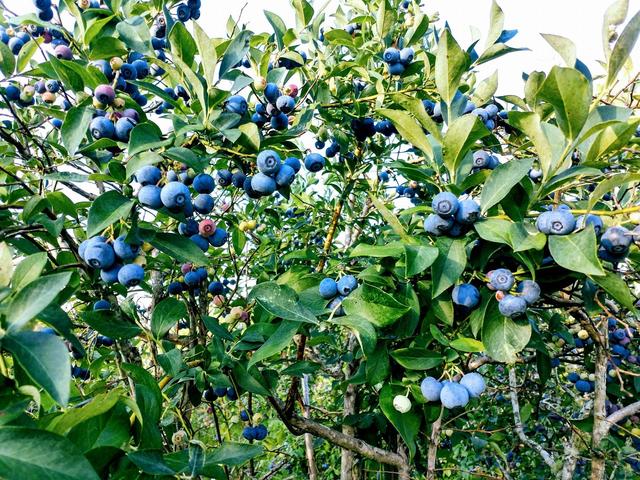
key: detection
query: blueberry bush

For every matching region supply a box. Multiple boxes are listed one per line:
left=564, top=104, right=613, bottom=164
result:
left=0, top=0, right=639, bottom=478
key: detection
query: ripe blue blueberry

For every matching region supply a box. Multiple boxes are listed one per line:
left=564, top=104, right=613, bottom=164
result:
left=242, top=426, right=255, bottom=441
left=8, top=37, right=24, bottom=55
left=100, top=263, right=121, bottom=284
left=117, top=263, right=144, bottom=287
left=190, top=234, right=209, bottom=252
left=193, top=194, right=214, bottom=214
left=440, top=382, right=470, bottom=409
left=226, top=387, right=238, bottom=400
left=256, top=150, right=282, bottom=175
left=337, top=275, right=357, bottom=296
left=193, top=173, right=215, bottom=193
left=275, top=164, right=296, bottom=187
left=304, top=153, right=325, bottom=172
left=600, top=226, right=631, bottom=254
left=209, top=228, right=228, bottom=247
left=213, top=386, right=228, bottom=397
left=537, top=210, right=575, bottom=235
left=184, top=271, right=201, bottom=287
left=399, top=47, right=414, bottom=65
left=424, top=213, right=454, bottom=235
left=459, top=373, right=486, bottom=398
left=232, top=171, right=247, bottom=188
left=135, top=165, right=161, bottom=186
left=575, top=379, right=592, bottom=393
left=208, top=281, right=224, bottom=295
left=276, top=95, right=295, bottom=114
left=217, top=170, right=233, bottom=187
left=79, top=236, right=107, bottom=259
left=225, top=95, right=248, bottom=115
left=93, top=299, right=111, bottom=311
left=270, top=112, right=289, bottom=130
left=120, top=63, right=137, bottom=80
left=452, top=283, right=480, bottom=309
left=264, top=83, right=281, bottom=103
left=251, top=173, right=277, bottom=195
left=432, top=192, right=459, bottom=217
left=113, top=235, right=140, bottom=261
left=387, top=62, right=405, bottom=75
left=168, top=281, right=183, bottom=295
left=455, top=199, right=481, bottom=224
left=383, top=47, right=400, bottom=64
left=498, top=294, right=528, bottom=318
left=575, top=214, right=603, bottom=235
left=138, top=185, right=163, bottom=209
left=567, top=372, right=580, bottom=383
left=132, top=59, right=149, bottom=78
left=516, top=280, right=540, bottom=305
left=90, top=116, right=115, bottom=139
left=5, top=84, right=20, bottom=101
left=420, top=377, right=443, bottom=402
left=284, top=157, right=301, bottom=173
left=240, top=410, right=250, bottom=421
left=328, top=295, right=345, bottom=316
left=488, top=268, right=515, bottom=291
left=253, top=424, right=268, bottom=440
left=85, top=242, right=116, bottom=269
left=160, top=181, right=190, bottom=210
left=319, top=278, right=338, bottom=299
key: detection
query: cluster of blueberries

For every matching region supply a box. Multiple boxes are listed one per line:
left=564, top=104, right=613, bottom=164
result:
left=3, top=77, right=64, bottom=110
left=395, top=181, right=422, bottom=200
left=251, top=82, right=298, bottom=131
left=566, top=371, right=595, bottom=393
left=382, top=46, right=414, bottom=76
left=175, top=0, right=202, bottom=22
left=471, top=150, right=501, bottom=171
left=422, top=94, right=507, bottom=130
left=32, top=0, right=58, bottom=21
left=486, top=268, right=541, bottom=318
left=89, top=84, right=140, bottom=141
left=166, top=262, right=230, bottom=301
left=242, top=150, right=303, bottom=198
left=318, top=275, right=358, bottom=316
left=78, top=235, right=145, bottom=288
left=134, top=166, right=229, bottom=252
left=419, top=372, right=487, bottom=409
left=607, top=318, right=637, bottom=369
left=238, top=409, right=268, bottom=442
left=424, top=192, right=481, bottom=237
left=203, top=385, right=238, bottom=402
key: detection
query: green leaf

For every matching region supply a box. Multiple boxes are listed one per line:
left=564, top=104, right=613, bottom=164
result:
left=480, top=157, right=533, bottom=213
left=485, top=0, right=505, bottom=47
left=350, top=242, right=404, bottom=258
left=367, top=193, right=412, bottom=242
left=435, top=29, right=469, bottom=105
left=588, top=173, right=640, bottom=210
left=481, top=302, right=531, bottom=363
left=443, top=114, right=489, bottom=179
left=248, top=282, right=317, bottom=324
left=391, top=93, right=443, bottom=143
left=0, top=242, right=13, bottom=287
left=548, top=228, right=605, bottom=276
left=508, top=111, right=555, bottom=178
left=541, top=33, right=576, bottom=67
left=151, top=297, right=187, bottom=340
left=3, top=331, right=70, bottom=406
left=431, top=238, right=467, bottom=297
left=116, top=17, right=153, bottom=56
left=47, top=390, right=122, bottom=435
left=125, top=152, right=163, bottom=180
left=16, top=37, right=42, bottom=73
left=12, top=252, right=48, bottom=290
left=585, top=120, right=640, bottom=164
left=474, top=218, right=512, bottom=245
left=219, top=30, right=253, bottom=79
left=150, top=232, right=209, bottom=265
left=192, top=22, right=217, bottom=88
left=377, top=108, right=434, bottom=160
left=248, top=320, right=299, bottom=367
left=603, top=0, right=629, bottom=58
left=450, top=337, right=485, bottom=352
left=379, top=384, right=420, bottom=459
left=127, top=450, right=175, bottom=475
left=8, top=272, right=71, bottom=332
left=329, top=315, right=377, bottom=356
left=404, top=243, right=439, bottom=277
left=472, top=70, right=498, bottom=106
left=207, top=442, right=263, bottom=466
left=83, top=310, right=142, bottom=339
left=590, top=271, right=636, bottom=311
left=0, top=426, right=99, bottom=480
left=292, top=0, right=314, bottom=30
left=169, top=21, right=197, bottom=67
left=539, top=66, right=591, bottom=141
left=127, top=122, right=164, bottom=157
left=264, top=11, right=286, bottom=49
left=61, top=106, right=93, bottom=156
left=0, top=41, right=15, bottom=77
left=86, top=190, right=134, bottom=237
left=376, top=0, right=393, bottom=39
left=163, top=147, right=208, bottom=171
left=607, top=9, right=640, bottom=87
left=390, top=348, right=444, bottom=370
left=342, top=284, right=409, bottom=328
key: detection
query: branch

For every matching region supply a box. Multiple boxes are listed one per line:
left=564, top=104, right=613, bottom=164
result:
left=605, top=400, right=640, bottom=432
left=508, top=367, right=555, bottom=468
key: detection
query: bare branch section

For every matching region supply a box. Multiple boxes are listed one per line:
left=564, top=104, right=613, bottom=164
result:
left=508, top=367, right=555, bottom=468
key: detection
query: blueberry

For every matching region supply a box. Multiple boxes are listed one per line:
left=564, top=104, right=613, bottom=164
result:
left=575, top=379, right=592, bottom=393
left=184, top=270, right=201, bottom=286
left=440, top=382, right=470, bottom=408
left=242, top=426, right=255, bottom=441
left=545, top=210, right=576, bottom=235
left=253, top=424, right=268, bottom=440
left=424, top=213, right=454, bottom=235
left=251, top=173, right=277, bottom=195
left=459, top=372, right=486, bottom=398
left=613, top=329, right=626, bottom=341
left=516, top=280, right=540, bottom=305
left=327, top=295, right=345, bottom=316
left=120, top=63, right=137, bottom=80
left=113, top=235, right=139, bottom=261
left=100, top=263, right=121, bottom=284
left=225, top=95, right=248, bottom=115
left=208, top=281, right=224, bottom=295
left=208, top=228, right=228, bottom=247
left=117, top=263, right=144, bottom=287
left=231, top=171, right=247, bottom=188
left=135, top=165, right=161, bottom=186
left=529, top=168, right=543, bottom=181
left=399, top=47, right=414, bottom=65
left=85, top=242, right=116, bottom=269
left=275, top=164, right=296, bottom=187
left=160, top=181, right=190, bottom=209
left=93, top=299, right=111, bottom=311
left=168, top=281, right=183, bottom=295
left=5, top=84, right=20, bottom=101
left=383, top=47, right=400, bottom=64
left=226, top=387, right=238, bottom=400
left=319, top=278, right=338, bottom=299
left=387, top=62, right=405, bottom=75
left=131, top=59, right=149, bottom=79
left=452, top=283, right=480, bottom=309
left=432, top=192, right=459, bottom=217
left=276, top=95, right=295, bottom=114
left=455, top=199, right=481, bottom=224
left=193, top=194, right=214, bottom=214
left=193, top=173, right=215, bottom=193
left=567, top=372, right=580, bottom=383
left=598, top=246, right=628, bottom=263
left=612, top=344, right=629, bottom=358
left=284, top=157, right=301, bottom=173
left=71, top=366, right=90, bottom=380
left=94, top=84, right=115, bottom=105
left=217, top=169, right=233, bottom=187
left=264, top=83, right=281, bottom=103
left=256, top=150, right=282, bottom=175
left=8, top=37, right=24, bottom=55
left=488, top=268, right=514, bottom=291
left=600, top=226, right=631, bottom=254
left=420, top=377, right=443, bottom=402
left=240, top=410, right=250, bottom=421
left=89, top=116, right=115, bottom=139
left=498, top=294, right=527, bottom=318
left=138, top=185, right=163, bottom=209
left=79, top=236, right=106, bottom=259
left=304, top=153, right=325, bottom=172
left=115, top=117, right=136, bottom=141
left=337, top=275, right=357, bottom=295
left=190, top=234, right=209, bottom=252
